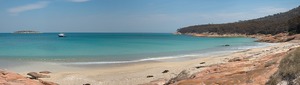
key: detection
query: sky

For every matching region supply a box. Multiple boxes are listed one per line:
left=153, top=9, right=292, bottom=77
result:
left=0, top=0, right=300, bottom=33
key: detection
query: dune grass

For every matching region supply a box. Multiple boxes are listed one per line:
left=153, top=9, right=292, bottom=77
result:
left=267, top=47, right=300, bottom=85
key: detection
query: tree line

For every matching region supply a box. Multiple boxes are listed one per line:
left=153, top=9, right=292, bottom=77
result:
left=177, top=6, right=300, bottom=35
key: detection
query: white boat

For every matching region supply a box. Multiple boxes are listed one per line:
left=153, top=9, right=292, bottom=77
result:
left=58, top=33, right=65, bottom=37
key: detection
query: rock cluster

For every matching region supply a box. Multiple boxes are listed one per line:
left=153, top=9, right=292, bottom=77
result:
left=0, top=70, right=57, bottom=85
left=184, top=32, right=300, bottom=43
left=184, top=32, right=248, bottom=37
left=255, top=33, right=298, bottom=43
left=0, top=70, right=43, bottom=85
left=142, top=49, right=290, bottom=85
left=168, top=52, right=287, bottom=85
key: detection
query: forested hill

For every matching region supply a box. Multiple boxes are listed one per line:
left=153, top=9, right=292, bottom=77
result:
left=177, top=6, right=300, bottom=35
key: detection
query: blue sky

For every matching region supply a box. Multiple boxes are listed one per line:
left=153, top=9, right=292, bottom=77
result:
left=0, top=0, right=299, bottom=33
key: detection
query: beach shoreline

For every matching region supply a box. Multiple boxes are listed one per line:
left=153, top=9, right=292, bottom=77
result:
left=1, top=40, right=272, bottom=72
left=3, top=40, right=297, bottom=85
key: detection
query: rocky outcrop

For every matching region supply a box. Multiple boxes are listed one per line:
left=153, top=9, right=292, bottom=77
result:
left=167, top=52, right=288, bottom=85
left=164, top=70, right=193, bottom=85
left=0, top=70, right=57, bottom=85
left=0, top=70, right=43, bottom=85
left=140, top=70, right=194, bottom=85
left=184, top=32, right=248, bottom=37
left=182, top=32, right=300, bottom=43
left=255, top=33, right=296, bottom=43
left=142, top=47, right=293, bottom=85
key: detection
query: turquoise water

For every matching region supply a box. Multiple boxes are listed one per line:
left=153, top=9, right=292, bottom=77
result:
left=0, top=33, right=264, bottom=63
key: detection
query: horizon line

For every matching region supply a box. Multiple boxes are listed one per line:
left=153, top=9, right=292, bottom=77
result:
left=0, top=32, right=174, bottom=33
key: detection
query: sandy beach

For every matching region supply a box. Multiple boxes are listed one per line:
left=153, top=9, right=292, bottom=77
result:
left=3, top=40, right=296, bottom=85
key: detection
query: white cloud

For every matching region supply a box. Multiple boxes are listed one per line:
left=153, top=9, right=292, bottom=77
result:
left=68, top=0, right=90, bottom=3
left=8, top=1, right=49, bottom=15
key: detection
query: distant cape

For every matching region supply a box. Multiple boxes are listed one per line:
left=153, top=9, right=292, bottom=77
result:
left=14, top=30, right=40, bottom=34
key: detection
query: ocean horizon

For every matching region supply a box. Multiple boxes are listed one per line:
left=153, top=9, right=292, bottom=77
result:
left=0, top=33, right=270, bottom=64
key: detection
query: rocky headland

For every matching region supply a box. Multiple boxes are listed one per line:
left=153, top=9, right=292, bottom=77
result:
left=142, top=5, right=300, bottom=85
left=179, top=32, right=300, bottom=43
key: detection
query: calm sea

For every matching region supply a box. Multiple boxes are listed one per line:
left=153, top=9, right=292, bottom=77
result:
left=0, top=33, right=269, bottom=64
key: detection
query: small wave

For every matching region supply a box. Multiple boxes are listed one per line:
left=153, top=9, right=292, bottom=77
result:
left=62, top=54, right=199, bottom=65
left=58, top=43, right=277, bottom=65
left=228, top=43, right=274, bottom=50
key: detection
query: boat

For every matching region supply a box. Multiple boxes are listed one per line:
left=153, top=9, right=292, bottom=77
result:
left=58, top=33, right=66, bottom=37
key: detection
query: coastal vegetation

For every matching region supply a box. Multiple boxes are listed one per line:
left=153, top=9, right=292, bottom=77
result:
left=288, top=16, right=300, bottom=34
left=267, top=48, right=300, bottom=85
left=177, top=6, right=300, bottom=35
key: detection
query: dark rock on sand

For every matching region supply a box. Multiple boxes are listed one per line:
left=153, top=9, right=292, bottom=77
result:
left=39, top=79, right=58, bottom=85
left=162, top=70, right=169, bottom=73
left=39, top=71, right=51, bottom=74
left=228, top=57, right=242, bottom=62
left=83, top=83, right=91, bottom=85
left=195, top=66, right=206, bottom=69
left=147, top=75, right=154, bottom=78
left=27, top=72, right=50, bottom=79
left=200, top=62, right=205, bottom=64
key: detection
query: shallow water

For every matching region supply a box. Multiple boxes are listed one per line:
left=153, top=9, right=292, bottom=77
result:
left=0, top=33, right=268, bottom=64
